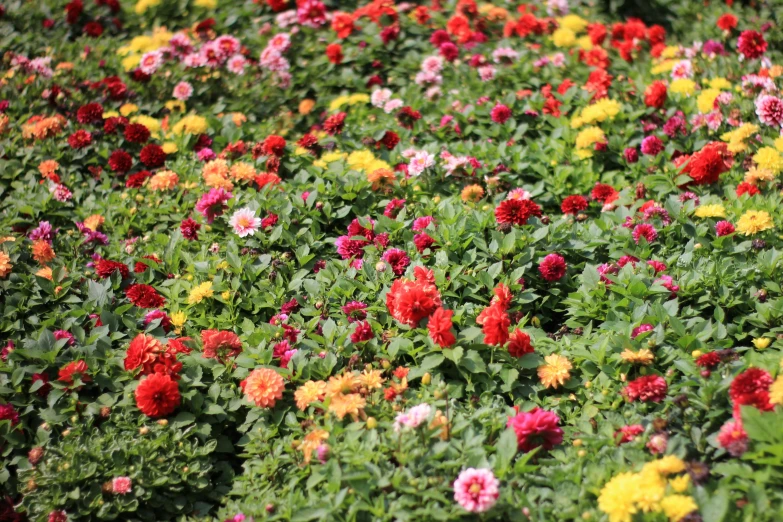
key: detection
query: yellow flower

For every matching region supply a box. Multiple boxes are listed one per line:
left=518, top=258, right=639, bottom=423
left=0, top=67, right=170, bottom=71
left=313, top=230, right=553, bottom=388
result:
left=347, top=150, right=379, bottom=172
left=620, top=348, right=654, bottom=365
left=134, top=0, right=162, bottom=14
left=170, top=311, right=187, bottom=328
left=647, top=455, right=686, bottom=475
left=575, top=126, right=605, bottom=150
left=651, top=59, right=676, bottom=74
left=571, top=99, right=621, bottom=128
left=165, top=100, right=186, bottom=113
left=83, top=214, right=105, bottom=231
left=769, top=375, right=783, bottom=405
left=552, top=27, right=576, bottom=47
left=635, top=467, right=666, bottom=512
left=221, top=290, right=231, bottom=300
left=295, top=380, right=327, bottom=410
left=697, top=88, right=721, bottom=113
left=194, top=0, right=216, bottom=7
left=745, top=167, right=775, bottom=185
left=709, top=77, right=731, bottom=90
left=598, top=472, right=642, bottom=522
left=669, top=79, right=696, bottom=96
left=736, top=210, right=774, bottom=236
left=325, top=373, right=360, bottom=398
left=120, top=103, right=139, bottom=117
left=162, top=142, right=178, bottom=154
left=121, top=55, right=141, bottom=71
left=669, top=474, right=690, bottom=493
left=329, top=95, right=351, bottom=112
left=753, top=337, right=772, bottom=349
left=577, top=36, right=594, bottom=50
left=753, top=147, right=783, bottom=174
left=131, top=115, right=161, bottom=137
left=537, top=354, right=572, bottom=389
left=188, top=281, right=214, bottom=304
left=660, top=495, right=698, bottom=522
left=461, top=184, right=484, bottom=202
left=557, top=14, right=588, bottom=32
left=693, top=204, right=725, bottom=218
left=661, top=46, right=680, bottom=59
left=359, top=369, right=385, bottom=389
left=347, top=93, right=369, bottom=105
left=172, top=114, right=209, bottom=135
left=774, top=136, right=783, bottom=153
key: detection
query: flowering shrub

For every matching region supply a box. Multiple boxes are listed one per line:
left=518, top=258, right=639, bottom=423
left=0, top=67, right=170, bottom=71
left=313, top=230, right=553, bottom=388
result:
left=2, top=0, right=783, bottom=520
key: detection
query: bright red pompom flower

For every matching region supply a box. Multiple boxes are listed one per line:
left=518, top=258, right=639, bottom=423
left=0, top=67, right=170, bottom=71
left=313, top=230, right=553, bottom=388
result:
left=135, top=373, right=181, bottom=418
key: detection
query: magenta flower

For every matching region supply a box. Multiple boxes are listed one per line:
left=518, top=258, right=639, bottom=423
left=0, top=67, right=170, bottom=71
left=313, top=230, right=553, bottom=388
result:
left=195, top=188, right=233, bottom=224
left=506, top=407, right=563, bottom=452
left=632, top=223, right=657, bottom=244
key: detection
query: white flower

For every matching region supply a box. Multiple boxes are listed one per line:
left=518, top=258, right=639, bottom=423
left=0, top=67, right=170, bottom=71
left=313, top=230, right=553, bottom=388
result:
left=393, top=403, right=432, bottom=432
left=371, top=88, right=392, bottom=107
left=228, top=207, right=261, bottom=238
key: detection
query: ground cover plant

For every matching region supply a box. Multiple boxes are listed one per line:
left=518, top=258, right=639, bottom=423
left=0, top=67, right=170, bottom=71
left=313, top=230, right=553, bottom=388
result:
left=2, top=0, right=783, bottom=520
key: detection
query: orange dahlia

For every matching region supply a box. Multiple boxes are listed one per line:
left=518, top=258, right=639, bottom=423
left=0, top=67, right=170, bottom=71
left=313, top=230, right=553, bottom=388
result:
left=0, top=251, right=12, bottom=278
left=242, top=368, right=285, bottom=408
left=31, top=240, right=55, bottom=265
left=294, top=380, right=326, bottom=410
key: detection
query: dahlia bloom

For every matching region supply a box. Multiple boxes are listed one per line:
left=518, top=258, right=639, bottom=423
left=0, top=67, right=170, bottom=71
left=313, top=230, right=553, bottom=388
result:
left=453, top=468, right=500, bottom=513
left=717, top=419, right=748, bottom=456
left=195, top=188, right=233, bottom=223
left=385, top=267, right=441, bottom=327
left=135, top=373, right=180, bottom=418
left=112, top=477, right=132, bottom=495
left=393, top=403, right=432, bottom=432
left=538, top=253, right=566, bottom=282
left=729, top=368, right=773, bottom=411
left=242, top=368, right=285, bottom=408
left=755, top=94, right=783, bottom=127
left=228, top=207, right=262, bottom=238
left=623, top=375, right=667, bottom=403
left=507, top=407, right=563, bottom=452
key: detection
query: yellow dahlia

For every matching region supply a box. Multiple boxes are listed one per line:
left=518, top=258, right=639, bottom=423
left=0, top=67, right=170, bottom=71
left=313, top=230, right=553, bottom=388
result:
left=537, top=354, right=572, bottom=389
left=735, top=210, right=773, bottom=236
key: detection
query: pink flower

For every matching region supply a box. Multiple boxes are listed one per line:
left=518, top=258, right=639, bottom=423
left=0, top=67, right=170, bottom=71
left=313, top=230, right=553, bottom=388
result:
left=718, top=419, right=748, bottom=456
left=297, top=0, right=326, bottom=28
left=382, top=248, right=410, bottom=276
left=172, top=81, right=193, bottom=100
left=453, top=468, right=500, bottom=513
left=393, top=403, right=432, bottom=432
left=640, top=135, right=664, bottom=156
left=112, top=476, right=132, bottom=495
left=228, top=207, right=261, bottom=238
left=195, top=188, right=232, bottom=223
left=631, top=323, right=654, bottom=338
left=139, top=50, right=164, bottom=75
left=490, top=103, right=511, bottom=124
left=755, top=94, right=783, bottom=127
left=227, top=54, right=247, bottom=75
left=623, top=375, right=667, bottom=403
left=632, top=223, right=657, bottom=244
left=715, top=220, right=735, bottom=237
left=506, top=407, right=563, bottom=452
left=538, top=253, right=566, bottom=282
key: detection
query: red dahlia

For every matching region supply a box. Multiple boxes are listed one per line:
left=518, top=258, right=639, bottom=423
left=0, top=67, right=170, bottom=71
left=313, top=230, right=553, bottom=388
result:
left=508, top=329, right=533, bottom=357
left=108, top=150, right=133, bottom=173
left=495, top=199, right=542, bottom=226
left=68, top=130, right=92, bottom=149
left=538, top=253, right=567, bottom=282
left=261, top=135, right=286, bottom=157
left=729, top=368, right=773, bottom=411
left=76, top=102, right=103, bottom=124
left=201, top=330, right=242, bottom=362
left=623, top=375, right=667, bottom=403
left=323, top=112, right=347, bottom=135
left=125, top=284, right=165, bottom=308
left=139, top=144, right=166, bottom=168
left=737, top=30, right=767, bottom=60
left=135, top=373, right=180, bottom=418
left=94, top=258, right=129, bottom=279
left=590, top=182, right=619, bottom=203
left=561, top=195, right=588, bottom=215
left=427, top=307, right=456, bottom=348
left=123, top=123, right=150, bottom=144
left=644, top=81, right=667, bottom=109
left=396, top=106, right=422, bottom=129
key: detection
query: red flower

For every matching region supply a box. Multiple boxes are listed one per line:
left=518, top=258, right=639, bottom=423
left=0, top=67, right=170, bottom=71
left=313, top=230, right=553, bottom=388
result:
left=622, top=375, right=667, bottom=403
left=125, top=284, right=165, bottom=308
left=508, top=329, right=533, bottom=357
left=561, top=195, right=588, bottom=215
left=76, top=102, right=103, bottom=124
left=134, top=254, right=160, bottom=273
left=681, top=142, right=729, bottom=185
left=647, top=25, right=666, bottom=46
left=397, top=106, right=422, bottom=129
left=715, top=220, right=735, bottom=237
left=494, top=198, right=542, bottom=225
left=58, top=360, right=90, bottom=386
left=139, top=144, right=166, bottom=168
left=717, top=13, right=737, bottom=31
left=134, top=373, right=180, bottom=418
left=615, top=424, right=644, bottom=444
left=123, top=123, right=150, bottom=144
left=261, top=135, right=286, bottom=157
left=695, top=351, right=721, bottom=369
left=428, top=307, right=456, bottom=348
left=381, top=248, right=410, bottom=276
left=201, top=330, right=242, bottom=362
left=477, top=302, right=509, bottom=346
left=180, top=217, right=201, bottom=240
left=507, top=407, right=563, bottom=452
left=729, top=368, right=773, bottom=411
left=490, top=103, right=511, bottom=124
left=386, top=272, right=442, bottom=327
left=439, top=41, right=459, bottom=61
left=124, top=333, right=164, bottom=372
left=538, top=253, right=566, bottom=282
left=736, top=182, right=760, bottom=197
left=331, top=12, right=355, bottom=38
left=644, top=81, right=667, bottom=109
left=94, top=258, right=129, bottom=279
left=31, top=373, right=51, bottom=397
left=68, top=130, right=92, bottom=149
left=323, top=112, right=347, bottom=135
left=377, top=130, right=399, bottom=150
left=737, top=30, right=767, bottom=60
left=350, top=321, right=374, bottom=343
left=591, top=183, right=619, bottom=204
left=414, top=232, right=436, bottom=253
left=325, top=43, right=343, bottom=64
left=126, top=170, right=152, bottom=188
left=297, top=133, right=319, bottom=150
left=108, top=150, right=133, bottom=173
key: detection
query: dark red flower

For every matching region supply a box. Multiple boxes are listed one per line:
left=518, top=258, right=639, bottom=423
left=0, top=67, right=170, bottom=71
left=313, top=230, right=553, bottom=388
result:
left=377, top=130, right=399, bottom=150
left=123, top=123, right=150, bottom=144
left=94, top=258, right=129, bottom=279
left=591, top=183, right=619, bottom=204
left=126, top=170, right=152, bottom=188
left=507, top=408, right=563, bottom=452
left=108, top=150, right=133, bottom=173
left=180, top=217, right=201, bottom=240
left=68, top=129, right=92, bottom=149
left=623, top=375, right=667, bottom=402
left=538, top=253, right=566, bottom=282
left=83, top=21, right=103, bottom=37
left=396, top=106, right=422, bottom=129
left=561, top=195, right=588, bottom=215
left=729, top=368, right=773, bottom=411
left=139, top=144, right=166, bottom=168
left=738, top=30, right=767, bottom=59
left=695, top=351, right=721, bottom=369
left=77, top=102, right=103, bottom=124
left=125, top=284, right=165, bottom=308
left=350, top=320, right=374, bottom=343
left=323, top=112, right=347, bottom=135
left=508, top=329, right=533, bottom=357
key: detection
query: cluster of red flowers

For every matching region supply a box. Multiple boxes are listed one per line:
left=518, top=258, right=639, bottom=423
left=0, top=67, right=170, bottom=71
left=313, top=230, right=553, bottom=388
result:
left=476, top=283, right=511, bottom=346
left=729, top=368, right=773, bottom=412
left=677, top=142, right=731, bottom=185
left=386, top=266, right=441, bottom=327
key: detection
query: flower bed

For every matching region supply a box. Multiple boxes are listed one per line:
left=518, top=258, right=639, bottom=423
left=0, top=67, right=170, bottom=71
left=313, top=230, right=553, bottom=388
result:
left=2, top=0, right=783, bottom=520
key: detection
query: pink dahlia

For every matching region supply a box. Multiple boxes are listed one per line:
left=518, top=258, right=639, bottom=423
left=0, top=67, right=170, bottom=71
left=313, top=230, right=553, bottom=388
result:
left=506, top=407, right=563, bottom=452
left=490, top=103, right=512, bottom=124
left=755, top=94, right=783, bottom=127
left=112, top=476, right=132, bottom=494
left=640, top=135, right=664, bottom=156
left=632, top=223, right=657, bottom=244
left=631, top=323, right=654, bottom=338
left=228, top=207, right=261, bottom=238
left=195, top=188, right=233, bottom=224
left=715, top=220, right=735, bottom=237
left=717, top=419, right=748, bottom=457
left=381, top=248, right=410, bottom=276
left=453, top=468, right=500, bottom=513
left=538, top=253, right=566, bottom=282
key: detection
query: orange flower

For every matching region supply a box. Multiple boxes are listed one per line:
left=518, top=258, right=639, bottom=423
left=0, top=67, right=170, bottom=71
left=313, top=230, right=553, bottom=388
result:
left=31, top=240, right=55, bottom=265
left=83, top=214, right=105, bottom=231
left=537, top=354, right=572, bottom=389
left=148, top=170, right=179, bottom=191
left=325, top=372, right=360, bottom=398
left=0, top=251, right=11, bottom=278
left=328, top=392, right=366, bottom=420
left=242, top=368, right=285, bottom=408
left=231, top=113, right=247, bottom=127
left=295, top=380, right=327, bottom=410
left=202, top=159, right=229, bottom=179
left=38, top=160, right=60, bottom=177
left=35, top=266, right=53, bottom=280
left=367, top=168, right=395, bottom=191
left=461, top=184, right=485, bottom=202
left=301, top=429, right=329, bottom=463
left=299, top=99, right=316, bottom=115
left=229, top=162, right=256, bottom=182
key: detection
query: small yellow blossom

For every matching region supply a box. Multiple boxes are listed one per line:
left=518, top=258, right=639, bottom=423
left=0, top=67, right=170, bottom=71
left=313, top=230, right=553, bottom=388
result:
left=188, top=281, right=214, bottom=304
